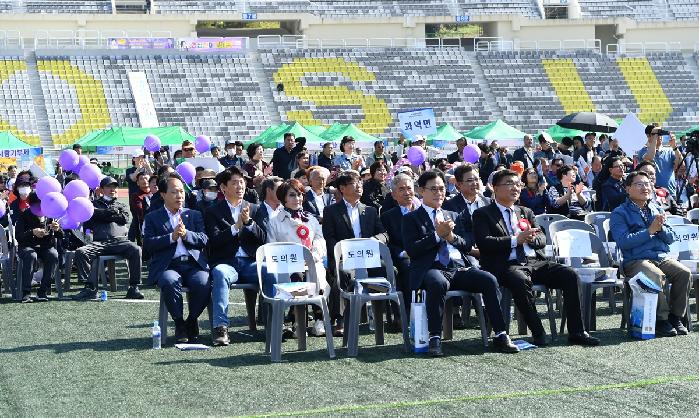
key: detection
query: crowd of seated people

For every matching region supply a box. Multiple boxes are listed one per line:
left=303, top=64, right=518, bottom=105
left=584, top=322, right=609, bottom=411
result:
left=1, top=124, right=697, bottom=352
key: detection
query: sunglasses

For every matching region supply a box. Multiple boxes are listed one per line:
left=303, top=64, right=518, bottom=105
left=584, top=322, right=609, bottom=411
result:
left=182, top=147, right=194, bottom=152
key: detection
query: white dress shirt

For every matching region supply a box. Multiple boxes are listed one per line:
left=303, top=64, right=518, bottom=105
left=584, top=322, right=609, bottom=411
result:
left=310, top=188, right=326, bottom=215
left=227, top=199, right=249, bottom=258
left=264, top=201, right=282, bottom=220
left=494, top=201, right=535, bottom=261
left=462, top=194, right=486, bottom=216
left=167, top=207, right=189, bottom=258
left=422, top=204, right=461, bottom=262
left=344, top=199, right=361, bottom=238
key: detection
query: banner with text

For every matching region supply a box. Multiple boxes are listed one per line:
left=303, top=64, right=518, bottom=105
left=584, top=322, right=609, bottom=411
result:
left=398, top=108, right=436, bottom=139
left=177, top=37, right=245, bottom=52
left=108, top=38, right=175, bottom=49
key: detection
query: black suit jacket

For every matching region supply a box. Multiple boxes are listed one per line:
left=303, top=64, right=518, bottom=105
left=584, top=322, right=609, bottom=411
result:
left=401, top=206, right=473, bottom=290
left=441, top=194, right=492, bottom=217
left=204, top=199, right=266, bottom=265
left=471, top=202, right=546, bottom=275
left=380, top=206, right=405, bottom=261
left=322, top=200, right=387, bottom=276
left=252, top=202, right=274, bottom=236
left=447, top=150, right=462, bottom=164
left=143, top=207, right=208, bottom=286
left=512, top=147, right=536, bottom=168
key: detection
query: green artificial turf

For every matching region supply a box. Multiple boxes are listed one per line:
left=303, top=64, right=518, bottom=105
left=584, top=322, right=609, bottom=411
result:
left=0, top=280, right=697, bottom=417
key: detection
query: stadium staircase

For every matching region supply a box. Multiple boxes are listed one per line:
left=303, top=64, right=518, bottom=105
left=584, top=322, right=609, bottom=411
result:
left=249, top=51, right=281, bottom=127
left=24, top=51, right=54, bottom=151
left=469, top=53, right=503, bottom=121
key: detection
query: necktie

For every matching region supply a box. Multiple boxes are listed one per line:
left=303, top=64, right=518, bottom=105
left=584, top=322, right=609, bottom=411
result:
left=507, top=208, right=528, bottom=264
left=433, top=209, right=450, bottom=267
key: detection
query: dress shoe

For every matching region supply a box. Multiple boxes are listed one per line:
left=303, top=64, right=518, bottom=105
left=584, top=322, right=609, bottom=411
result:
left=428, top=336, right=444, bottom=357
left=72, top=287, right=97, bottom=301
left=212, top=326, right=230, bottom=346
left=532, top=334, right=549, bottom=347
left=282, top=325, right=295, bottom=340
left=568, top=331, right=600, bottom=346
left=34, top=291, right=49, bottom=302
left=492, top=334, right=520, bottom=353
left=453, top=313, right=467, bottom=330
left=668, top=314, right=689, bottom=336
left=655, top=320, right=678, bottom=338
left=21, top=294, right=33, bottom=303
left=185, top=318, right=200, bottom=343
left=332, top=324, right=344, bottom=337
left=174, top=320, right=188, bottom=343
left=125, top=286, right=145, bottom=300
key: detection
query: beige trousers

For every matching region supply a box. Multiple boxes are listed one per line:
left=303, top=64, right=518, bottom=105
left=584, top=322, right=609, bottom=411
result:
left=623, top=258, right=691, bottom=321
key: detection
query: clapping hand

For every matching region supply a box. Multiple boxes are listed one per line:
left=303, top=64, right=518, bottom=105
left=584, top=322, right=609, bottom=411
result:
left=33, top=228, right=47, bottom=238
left=648, top=214, right=665, bottom=235
left=574, top=182, right=585, bottom=195
left=172, top=218, right=186, bottom=241
left=49, top=220, right=60, bottom=232
left=236, top=205, right=250, bottom=230
left=435, top=219, right=455, bottom=242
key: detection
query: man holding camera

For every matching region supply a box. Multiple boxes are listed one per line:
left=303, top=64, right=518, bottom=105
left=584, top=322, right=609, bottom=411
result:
left=638, top=125, right=683, bottom=198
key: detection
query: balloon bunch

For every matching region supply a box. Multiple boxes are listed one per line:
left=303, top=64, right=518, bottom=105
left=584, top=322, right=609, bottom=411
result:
left=55, top=149, right=99, bottom=229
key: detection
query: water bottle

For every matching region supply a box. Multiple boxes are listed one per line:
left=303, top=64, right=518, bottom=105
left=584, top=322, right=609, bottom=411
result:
left=100, top=290, right=108, bottom=302
left=310, top=152, right=318, bottom=166
left=367, top=302, right=375, bottom=331
left=152, top=320, right=161, bottom=350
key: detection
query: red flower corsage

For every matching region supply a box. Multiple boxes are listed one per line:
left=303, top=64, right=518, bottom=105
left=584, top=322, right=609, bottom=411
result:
left=656, top=189, right=667, bottom=197
left=297, top=225, right=309, bottom=239
left=518, top=218, right=531, bottom=231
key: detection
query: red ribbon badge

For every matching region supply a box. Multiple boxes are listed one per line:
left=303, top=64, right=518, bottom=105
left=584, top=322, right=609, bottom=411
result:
left=656, top=188, right=667, bottom=198
left=296, top=224, right=312, bottom=249
left=518, top=218, right=531, bottom=231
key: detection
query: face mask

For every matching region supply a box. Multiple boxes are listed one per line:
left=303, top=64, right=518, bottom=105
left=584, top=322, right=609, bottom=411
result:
left=102, top=196, right=114, bottom=202
left=226, top=149, right=236, bottom=158
left=18, top=187, right=30, bottom=198
left=204, top=191, right=218, bottom=201
left=175, top=157, right=185, bottom=165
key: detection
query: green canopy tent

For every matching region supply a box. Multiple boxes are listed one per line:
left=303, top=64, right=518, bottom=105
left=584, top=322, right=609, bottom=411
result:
left=427, top=123, right=465, bottom=144
left=677, top=125, right=698, bottom=137
left=320, top=123, right=381, bottom=148
left=546, top=124, right=587, bottom=143
left=252, top=123, right=289, bottom=145
left=462, top=119, right=527, bottom=142
left=303, top=125, right=328, bottom=136
left=0, top=131, right=36, bottom=149
left=79, top=126, right=196, bottom=152
left=253, top=122, right=325, bottom=149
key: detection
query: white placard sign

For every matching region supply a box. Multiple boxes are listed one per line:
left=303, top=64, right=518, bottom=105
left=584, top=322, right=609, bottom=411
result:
left=340, top=239, right=381, bottom=270
left=556, top=230, right=592, bottom=258
left=398, top=108, right=437, bottom=139
left=668, top=225, right=699, bottom=255
left=184, top=157, right=225, bottom=173
left=613, top=112, right=646, bottom=156
left=128, top=72, right=159, bottom=128
left=264, top=244, right=305, bottom=274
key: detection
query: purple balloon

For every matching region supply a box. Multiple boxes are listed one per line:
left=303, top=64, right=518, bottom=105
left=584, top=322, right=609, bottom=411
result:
left=63, top=180, right=90, bottom=201
left=59, top=216, right=80, bottom=230
left=79, top=163, right=102, bottom=190
left=463, top=144, right=481, bottom=164
left=35, top=176, right=62, bottom=200
left=41, top=192, right=68, bottom=219
left=176, top=162, right=196, bottom=184
left=195, top=135, right=211, bottom=154
left=29, top=203, right=43, bottom=217
left=59, top=149, right=79, bottom=172
left=67, top=197, right=94, bottom=223
left=144, top=135, right=161, bottom=153
left=406, top=146, right=426, bottom=166
left=74, top=155, right=90, bottom=174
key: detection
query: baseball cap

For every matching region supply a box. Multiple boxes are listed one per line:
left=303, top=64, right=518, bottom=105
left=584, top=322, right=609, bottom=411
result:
left=200, top=178, right=218, bottom=189
left=100, top=176, right=118, bottom=188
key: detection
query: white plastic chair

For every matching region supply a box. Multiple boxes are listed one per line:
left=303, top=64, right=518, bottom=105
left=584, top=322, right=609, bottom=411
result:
left=666, top=215, right=689, bottom=225
left=686, top=208, right=699, bottom=224
left=668, top=224, right=698, bottom=325
left=256, top=242, right=335, bottom=362
left=334, top=238, right=410, bottom=357
left=554, top=229, right=625, bottom=332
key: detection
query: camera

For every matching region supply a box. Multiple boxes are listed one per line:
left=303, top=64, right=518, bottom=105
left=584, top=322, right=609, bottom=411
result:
left=656, top=129, right=670, bottom=136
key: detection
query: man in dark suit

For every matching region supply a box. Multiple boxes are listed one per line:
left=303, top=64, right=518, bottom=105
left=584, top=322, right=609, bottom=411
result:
left=512, top=134, right=537, bottom=169
left=322, top=170, right=387, bottom=336
left=252, top=176, right=284, bottom=235
left=205, top=167, right=266, bottom=346
left=303, top=167, right=334, bottom=223
left=472, top=169, right=599, bottom=347
left=442, top=164, right=492, bottom=216
left=380, top=172, right=417, bottom=326
left=447, top=137, right=466, bottom=164
left=402, top=170, right=518, bottom=356
left=143, top=173, right=210, bottom=344
left=271, top=133, right=306, bottom=180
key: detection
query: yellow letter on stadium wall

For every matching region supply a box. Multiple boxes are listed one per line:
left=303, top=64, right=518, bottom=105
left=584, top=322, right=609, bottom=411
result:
left=273, top=58, right=392, bottom=135
left=0, top=61, right=41, bottom=146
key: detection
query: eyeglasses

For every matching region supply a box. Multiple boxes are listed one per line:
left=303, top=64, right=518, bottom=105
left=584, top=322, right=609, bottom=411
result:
left=424, top=186, right=446, bottom=194
left=182, top=147, right=194, bottom=152
left=611, top=164, right=624, bottom=169
left=631, top=182, right=653, bottom=189
left=496, top=181, right=523, bottom=188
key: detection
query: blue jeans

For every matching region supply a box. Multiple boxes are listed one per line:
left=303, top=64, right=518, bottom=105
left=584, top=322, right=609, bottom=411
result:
left=211, top=256, right=273, bottom=328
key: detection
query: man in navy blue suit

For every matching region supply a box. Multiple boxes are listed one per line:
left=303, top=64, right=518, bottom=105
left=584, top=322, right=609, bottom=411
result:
left=402, top=170, right=518, bottom=357
left=143, top=173, right=210, bottom=344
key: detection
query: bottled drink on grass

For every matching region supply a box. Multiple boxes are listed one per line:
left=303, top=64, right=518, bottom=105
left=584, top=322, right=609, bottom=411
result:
left=152, top=321, right=161, bottom=349
left=367, top=302, right=375, bottom=331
